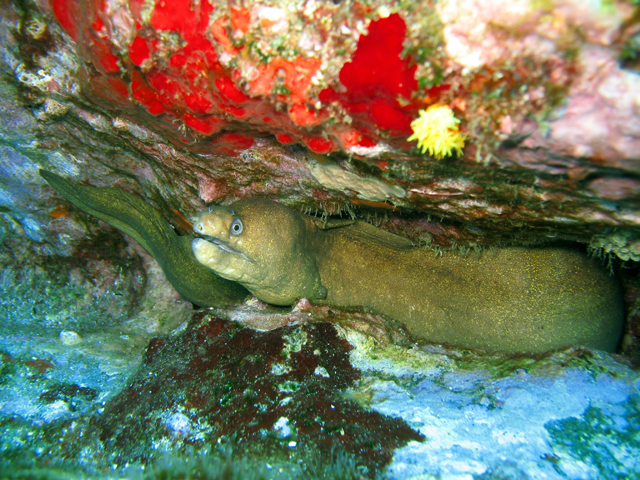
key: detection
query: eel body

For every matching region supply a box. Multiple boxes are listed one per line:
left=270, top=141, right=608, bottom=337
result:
left=192, top=199, right=624, bottom=353
left=40, top=170, right=248, bottom=307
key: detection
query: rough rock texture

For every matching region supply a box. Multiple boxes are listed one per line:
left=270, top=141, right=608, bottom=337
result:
left=1, top=0, right=640, bottom=477
left=1, top=0, right=639, bottom=243
left=2, top=304, right=639, bottom=479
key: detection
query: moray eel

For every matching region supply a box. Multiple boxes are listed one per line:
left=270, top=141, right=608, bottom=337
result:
left=40, top=170, right=248, bottom=307
left=192, top=199, right=624, bottom=353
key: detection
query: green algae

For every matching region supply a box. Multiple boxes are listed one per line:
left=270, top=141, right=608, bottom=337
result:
left=342, top=327, right=452, bottom=377
left=545, top=395, right=640, bottom=478
left=0, top=228, right=145, bottom=335
left=282, top=329, right=308, bottom=356
left=343, top=320, right=634, bottom=392
left=0, top=350, right=17, bottom=385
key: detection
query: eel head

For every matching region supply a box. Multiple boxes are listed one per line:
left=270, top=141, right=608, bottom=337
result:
left=192, top=199, right=327, bottom=305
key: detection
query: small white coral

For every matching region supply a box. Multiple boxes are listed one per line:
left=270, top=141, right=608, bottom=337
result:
left=408, top=105, right=465, bottom=160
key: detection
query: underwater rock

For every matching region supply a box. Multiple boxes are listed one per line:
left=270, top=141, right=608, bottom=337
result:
left=0, top=0, right=639, bottom=250
left=342, top=327, right=640, bottom=479
left=36, top=0, right=640, bottom=163
left=1, top=302, right=639, bottom=479
left=90, top=313, right=423, bottom=476
left=0, top=1, right=640, bottom=477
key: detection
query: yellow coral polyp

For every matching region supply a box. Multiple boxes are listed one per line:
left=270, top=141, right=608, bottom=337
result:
left=408, top=105, right=465, bottom=160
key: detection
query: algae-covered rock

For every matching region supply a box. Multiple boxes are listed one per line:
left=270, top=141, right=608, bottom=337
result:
left=1, top=0, right=640, bottom=478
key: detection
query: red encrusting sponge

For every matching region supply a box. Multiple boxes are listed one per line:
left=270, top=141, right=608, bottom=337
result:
left=49, top=0, right=444, bottom=156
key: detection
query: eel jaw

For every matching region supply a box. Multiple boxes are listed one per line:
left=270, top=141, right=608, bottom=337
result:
left=192, top=236, right=254, bottom=278
left=192, top=237, right=265, bottom=291
left=201, top=234, right=252, bottom=261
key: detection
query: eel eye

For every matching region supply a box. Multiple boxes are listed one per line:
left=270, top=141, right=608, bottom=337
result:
left=230, top=218, right=243, bottom=235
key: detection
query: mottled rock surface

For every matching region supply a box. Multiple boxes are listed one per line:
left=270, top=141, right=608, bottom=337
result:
left=1, top=0, right=640, bottom=478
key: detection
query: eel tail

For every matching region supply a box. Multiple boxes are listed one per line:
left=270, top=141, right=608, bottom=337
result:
left=39, top=170, right=248, bottom=307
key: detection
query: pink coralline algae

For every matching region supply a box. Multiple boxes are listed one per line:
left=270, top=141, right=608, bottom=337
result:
left=48, top=0, right=450, bottom=155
